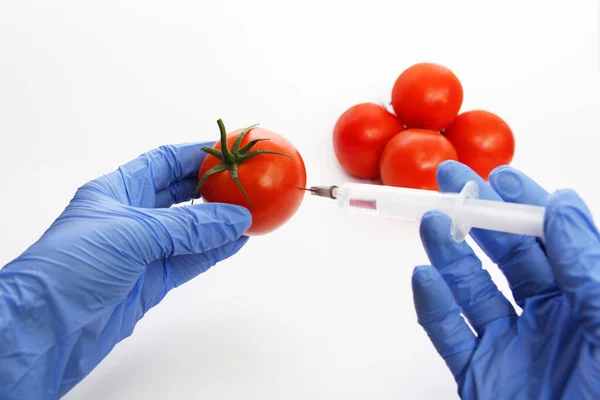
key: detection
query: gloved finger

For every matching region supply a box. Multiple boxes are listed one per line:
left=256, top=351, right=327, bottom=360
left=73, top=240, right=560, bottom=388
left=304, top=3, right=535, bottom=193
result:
left=412, top=265, right=477, bottom=381
left=133, top=203, right=252, bottom=263
left=489, top=166, right=550, bottom=206
left=437, top=161, right=556, bottom=307
left=420, top=211, right=516, bottom=333
left=168, top=236, right=249, bottom=288
left=154, top=177, right=201, bottom=208
left=544, top=189, right=600, bottom=346
left=486, top=166, right=559, bottom=304
left=116, top=142, right=214, bottom=207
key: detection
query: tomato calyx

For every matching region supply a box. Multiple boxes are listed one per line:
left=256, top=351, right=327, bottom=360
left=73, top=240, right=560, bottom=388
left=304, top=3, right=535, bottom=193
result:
left=193, top=118, right=293, bottom=207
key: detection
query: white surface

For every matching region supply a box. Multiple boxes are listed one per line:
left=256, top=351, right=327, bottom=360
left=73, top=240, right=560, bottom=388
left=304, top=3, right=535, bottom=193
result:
left=0, top=1, right=599, bottom=399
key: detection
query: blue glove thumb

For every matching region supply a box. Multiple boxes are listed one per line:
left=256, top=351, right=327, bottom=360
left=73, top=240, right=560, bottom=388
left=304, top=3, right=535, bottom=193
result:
left=544, top=189, right=600, bottom=346
left=134, top=202, right=251, bottom=258
left=110, top=201, right=252, bottom=286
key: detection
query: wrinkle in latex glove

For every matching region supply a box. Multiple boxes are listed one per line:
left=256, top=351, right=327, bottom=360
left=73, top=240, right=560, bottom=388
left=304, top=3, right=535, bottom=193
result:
left=0, top=142, right=252, bottom=399
left=412, top=161, right=600, bottom=399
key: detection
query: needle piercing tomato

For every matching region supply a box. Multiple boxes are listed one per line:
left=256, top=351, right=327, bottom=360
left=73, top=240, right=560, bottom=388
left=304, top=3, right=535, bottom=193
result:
left=196, top=119, right=307, bottom=236
left=379, top=129, right=458, bottom=190
left=333, top=102, right=405, bottom=179
left=444, top=110, right=515, bottom=180
left=391, top=63, right=463, bottom=131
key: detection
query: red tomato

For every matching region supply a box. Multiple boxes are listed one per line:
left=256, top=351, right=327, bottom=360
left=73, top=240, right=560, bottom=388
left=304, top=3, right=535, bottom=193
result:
left=333, top=102, right=405, bottom=179
left=197, top=120, right=307, bottom=236
left=379, top=129, right=458, bottom=190
left=391, top=63, right=463, bottom=131
left=444, top=110, right=515, bottom=180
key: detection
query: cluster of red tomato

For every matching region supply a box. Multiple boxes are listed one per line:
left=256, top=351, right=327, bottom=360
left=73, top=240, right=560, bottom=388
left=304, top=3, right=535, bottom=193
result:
left=333, top=62, right=515, bottom=190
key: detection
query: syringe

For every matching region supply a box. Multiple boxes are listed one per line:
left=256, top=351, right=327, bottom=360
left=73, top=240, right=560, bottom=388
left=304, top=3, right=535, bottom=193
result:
left=307, top=181, right=545, bottom=242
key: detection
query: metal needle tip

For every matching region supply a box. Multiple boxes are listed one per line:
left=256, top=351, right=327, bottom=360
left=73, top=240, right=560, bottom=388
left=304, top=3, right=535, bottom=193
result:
left=305, top=185, right=338, bottom=199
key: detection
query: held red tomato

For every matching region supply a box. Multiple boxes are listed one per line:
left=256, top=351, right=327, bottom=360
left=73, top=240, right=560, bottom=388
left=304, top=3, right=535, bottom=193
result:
left=444, top=110, right=515, bottom=180
left=333, top=102, right=405, bottom=179
left=391, top=63, right=463, bottom=131
left=379, top=129, right=458, bottom=191
left=196, top=119, right=307, bottom=236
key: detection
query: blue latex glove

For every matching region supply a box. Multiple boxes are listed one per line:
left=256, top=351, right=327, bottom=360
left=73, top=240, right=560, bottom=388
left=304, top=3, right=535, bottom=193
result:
left=412, top=160, right=600, bottom=399
left=0, top=142, right=252, bottom=399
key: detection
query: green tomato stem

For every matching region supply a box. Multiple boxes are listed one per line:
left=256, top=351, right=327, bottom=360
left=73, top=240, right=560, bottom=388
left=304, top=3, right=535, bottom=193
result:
left=192, top=118, right=293, bottom=207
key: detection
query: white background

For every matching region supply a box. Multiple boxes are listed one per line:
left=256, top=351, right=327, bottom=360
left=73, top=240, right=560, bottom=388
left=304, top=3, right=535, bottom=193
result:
left=1, top=1, right=599, bottom=399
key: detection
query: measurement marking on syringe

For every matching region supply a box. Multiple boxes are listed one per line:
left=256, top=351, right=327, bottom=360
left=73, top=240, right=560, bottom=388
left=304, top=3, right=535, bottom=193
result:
left=349, top=199, right=377, bottom=210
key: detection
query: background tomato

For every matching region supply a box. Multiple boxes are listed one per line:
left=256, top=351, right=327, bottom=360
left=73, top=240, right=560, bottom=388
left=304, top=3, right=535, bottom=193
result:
left=444, top=110, right=515, bottom=179
left=198, top=120, right=307, bottom=236
left=379, top=129, right=458, bottom=190
left=333, top=102, right=405, bottom=179
left=391, top=63, right=463, bottom=131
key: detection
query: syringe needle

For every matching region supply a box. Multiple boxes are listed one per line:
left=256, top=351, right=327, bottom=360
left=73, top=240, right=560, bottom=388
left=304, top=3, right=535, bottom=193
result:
left=305, top=185, right=338, bottom=199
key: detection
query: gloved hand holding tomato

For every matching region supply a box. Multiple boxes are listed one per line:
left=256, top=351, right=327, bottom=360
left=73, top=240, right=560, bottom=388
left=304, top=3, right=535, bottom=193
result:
left=332, top=62, right=516, bottom=190
left=0, top=117, right=308, bottom=398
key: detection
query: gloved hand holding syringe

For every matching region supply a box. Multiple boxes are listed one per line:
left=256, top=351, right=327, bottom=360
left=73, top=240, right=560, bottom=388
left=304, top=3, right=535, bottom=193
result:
left=307, top=181, right=545, bottom=242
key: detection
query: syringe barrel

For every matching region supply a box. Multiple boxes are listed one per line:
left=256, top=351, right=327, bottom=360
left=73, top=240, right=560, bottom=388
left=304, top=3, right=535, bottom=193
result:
left=336, top=182, right=546, bottom=240
left=458, top=198, right=545, bottom=237
left=336, top=183, right=460, bottom=221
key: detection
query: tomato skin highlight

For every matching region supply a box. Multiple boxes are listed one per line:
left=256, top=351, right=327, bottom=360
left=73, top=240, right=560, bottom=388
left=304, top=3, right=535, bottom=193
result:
left=333, top=102, right=405, bottom=179
left=444, top=110, right=515, bottom=180
left=379, top=129, right=458, bottom=191
left=391, top=63, right=463, bottom=131
left=198, top=127, right=307, bottom=236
